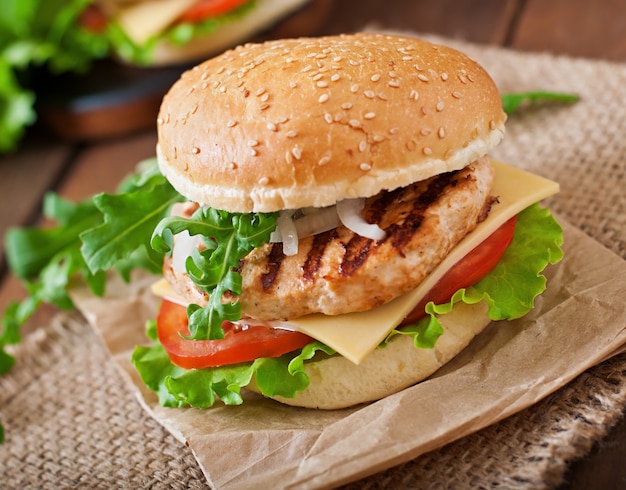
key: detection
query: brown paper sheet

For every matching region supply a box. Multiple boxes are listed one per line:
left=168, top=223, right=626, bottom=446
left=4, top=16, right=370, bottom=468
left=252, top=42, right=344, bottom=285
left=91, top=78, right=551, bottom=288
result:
left=70, top=217, right=626, bottom=489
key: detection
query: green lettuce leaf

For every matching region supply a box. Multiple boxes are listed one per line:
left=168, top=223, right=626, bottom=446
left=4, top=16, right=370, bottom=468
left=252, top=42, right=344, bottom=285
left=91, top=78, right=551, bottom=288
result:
left=135, top=203, right=564, bottom=408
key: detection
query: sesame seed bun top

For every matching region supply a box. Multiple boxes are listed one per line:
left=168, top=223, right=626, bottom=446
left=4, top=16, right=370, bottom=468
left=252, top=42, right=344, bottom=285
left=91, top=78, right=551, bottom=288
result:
left=156, top=33, right=506, bottom=213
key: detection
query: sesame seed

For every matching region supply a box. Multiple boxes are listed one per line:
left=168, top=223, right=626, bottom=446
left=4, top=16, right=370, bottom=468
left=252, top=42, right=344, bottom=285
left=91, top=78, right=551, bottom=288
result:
left=318, top=93, right=329, bottom=103
left=372, top=134, right=385, bottom=142
left=229, top=162, right=238, bottom=170
left=287, top=130, right=298, bottom=138
left=438, top=127, right=446, bottom=139
left=349, top=119, right=362, bottom=128
left=402, top=55, right=413, bottom=61
left=359, top=163, right=372, bottom=171
left=267, top=122, right=278, bottom=131
left=364, top=90, right=376, bottom=99
left=312, top=73, right=323, bottom=81
left=358, top=140, right=367, bottom=152
left=350, top=84, right=359, bottom=93
left=414, top=64, right=423, bottom=71
left=331, top=73, right=341, bottom=82
left=421, top=106, right=429, bottom=115
left=409, top=90, right=419, bottom=101
left=275, top=116, right=289, bottom=124
left=256, top=88, right=266, bottom=96
left=157, top=117, right=164, bottom=125
left=324, top=113, right=333, bottom=124
left=248, top=140, right=259, bottom=147
left=389, top=127, right=400, bottom=135
left=191, top=146, right=200, bottom=154
left=260, top=93, right=269, bottom=102
left=291, top=146, right=302, bottom=160
left=441, top=72, right=449, bottom=81
left=259, top=103, right=270, bottom=111
left=452, top=91, right=463, bottom=99
left=364, top=112, right=376, bottom=119
left=317, top=81, right=329, bottom=88
left=349, top=60, right=360, bottom=66
left=200, top=72, right=209, bottom=80
left=250, top=148, right=258, bottom=156
left=459, top=75, right=468, bottom=84
left=417, top=74, right=429, bottom=82
left=219, top=86, right=226, bottom=93
left=489, top=120, right=497, bottom=130
left=318, top=155, right=331, bottom=165
left=258, top=177, right=269, bottom=185
left=423, top=147, right=433, bottom=155
left=406, top=140, right=417, bottom=151
left=302, top=65, right=313, bottom=73
left=226, top=120, right=237, bottom=128
left=285, top=57, right=295, bottom=63
left=371, top=74, right=381, bottom=82
left=387, top=79, right=400, bottom=88
left=389, top=71, right=398, bottom=78
left=377, top=93, right=388, bottom=101
left=341, top=102, right=353, bottom=110
left=421, top=128, right=431, bottom=136
left=436, top=101, right=445, bottom=112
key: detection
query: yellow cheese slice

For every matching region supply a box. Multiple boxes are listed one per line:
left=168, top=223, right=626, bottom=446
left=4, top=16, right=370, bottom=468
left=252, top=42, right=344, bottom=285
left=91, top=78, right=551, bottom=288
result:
left=280, top=160, right=559, bottom=364
left=152, top=161, right=559, bottom=365
left=116, top=0, right=197, bottom=45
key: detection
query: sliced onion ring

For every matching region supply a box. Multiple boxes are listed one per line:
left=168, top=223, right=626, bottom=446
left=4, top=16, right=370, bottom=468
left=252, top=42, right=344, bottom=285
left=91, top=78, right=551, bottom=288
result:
left=172, top=231, right=203, bottom=273
left=336, top=198, right=386, bottom=240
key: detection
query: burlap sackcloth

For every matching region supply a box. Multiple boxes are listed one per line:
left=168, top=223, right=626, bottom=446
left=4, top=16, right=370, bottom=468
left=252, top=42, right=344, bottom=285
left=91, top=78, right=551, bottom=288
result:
left=1, top=33, right=626, bottom=489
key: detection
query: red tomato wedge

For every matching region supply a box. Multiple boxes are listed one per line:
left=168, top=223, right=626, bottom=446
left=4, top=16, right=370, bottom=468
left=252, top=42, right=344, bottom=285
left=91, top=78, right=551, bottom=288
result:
left=158, top=216, right=518, bottom=369
left=177, top=0, right=251, bottom=23
left=157, top=300, right=314, bottom=369
left=399, top=215, right=518, bottom=326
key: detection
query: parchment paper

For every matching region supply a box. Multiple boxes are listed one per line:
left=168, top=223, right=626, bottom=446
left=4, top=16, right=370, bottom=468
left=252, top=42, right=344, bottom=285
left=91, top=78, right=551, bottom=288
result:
left=70, top=215, right=626, bottom=489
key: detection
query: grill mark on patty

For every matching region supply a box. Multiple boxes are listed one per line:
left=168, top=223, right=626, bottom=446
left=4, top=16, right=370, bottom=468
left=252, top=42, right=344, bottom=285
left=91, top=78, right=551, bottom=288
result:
left=261, top=243, right=285, bottom=291
left=339, top=234, right=372, bottom=276
left=386, top=170, right=463, bottom=254
left=303, top=229, right=338, bottom=282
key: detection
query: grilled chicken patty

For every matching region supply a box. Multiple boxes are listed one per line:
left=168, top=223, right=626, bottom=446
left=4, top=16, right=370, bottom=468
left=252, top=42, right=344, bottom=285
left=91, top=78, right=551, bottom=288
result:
left=165, top=156, right=496, bottom=321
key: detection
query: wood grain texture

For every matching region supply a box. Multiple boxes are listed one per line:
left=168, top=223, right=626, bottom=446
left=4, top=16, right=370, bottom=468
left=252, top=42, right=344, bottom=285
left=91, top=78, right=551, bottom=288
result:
left=511, top=0, right=626, bottom=61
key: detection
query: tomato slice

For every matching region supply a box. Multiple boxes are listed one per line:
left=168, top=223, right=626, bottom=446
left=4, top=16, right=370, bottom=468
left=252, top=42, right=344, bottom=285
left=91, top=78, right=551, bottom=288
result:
left=78, top=4, right=108, bottom=33
left=399, top=215, right=518, bottom=327
left=157, top=299, right=314, bottom=369
left=177, top=0, right=251, bottom=23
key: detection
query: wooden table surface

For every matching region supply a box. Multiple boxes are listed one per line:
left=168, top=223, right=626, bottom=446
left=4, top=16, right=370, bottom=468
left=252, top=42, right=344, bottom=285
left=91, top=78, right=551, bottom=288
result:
left=1, top=1, right=625, bottom=488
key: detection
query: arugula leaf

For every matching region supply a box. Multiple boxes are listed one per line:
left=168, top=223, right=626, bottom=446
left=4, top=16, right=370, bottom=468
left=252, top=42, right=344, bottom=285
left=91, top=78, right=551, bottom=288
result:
left=80, top=169, right=184, bottom=275
left=0, top=158, right=173, bottom=374
left=151, top=208, right=277, bottom=340
left=501, top=91, right=579, bottom=115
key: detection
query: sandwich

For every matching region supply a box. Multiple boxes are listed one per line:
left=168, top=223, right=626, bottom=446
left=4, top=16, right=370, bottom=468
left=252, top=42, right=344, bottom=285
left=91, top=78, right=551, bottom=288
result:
left=118, top=32, right=563, bottom=409
left=79, top=0, right=325, bottom=66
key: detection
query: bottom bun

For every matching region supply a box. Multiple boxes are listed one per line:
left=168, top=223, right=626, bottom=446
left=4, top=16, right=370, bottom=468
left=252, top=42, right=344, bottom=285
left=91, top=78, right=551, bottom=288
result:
left=249, top=301, right=491, bottom=409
